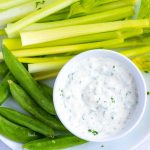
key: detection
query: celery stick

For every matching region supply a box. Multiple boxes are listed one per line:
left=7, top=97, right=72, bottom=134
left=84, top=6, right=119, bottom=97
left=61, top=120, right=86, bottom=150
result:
left=23, top=6, right=134, bottom=31
left=132, top=54, right=150, bottom=71
left=20, top=19, right=149, bottom=46
left=0, top=0, right=32, bottom=10
left=107, top=39, right=146, bottom=49
left=0, top=1, right=37, bottom=27
left=88, top=0, right=135, bottom=15
left=109, top=35, right=150, bottom=49
left=18, top=56, right=72, bottom=63
left=68, top=0, right=135, bottom=18
left=28, top=59, right=69, bottom=73
left=138, top=0, right=150, bottom=19
left=38, top=13, right=68, bottom=23
left=95, top=0, right=119, bottom=6
left=5, top=0, right=79, bottom=37
left=121, top=29, right=143, bottom=39
left=33, top=70, right=59, bottom=81
left=121, top=46, right=150, bottom=57
left=68, top=0, right=119, bottom=18
left=0, top=39, right=123, bottom=59
left=3, top=31, right=120, bottom=50
left=0, top=0, right=55, bottom=27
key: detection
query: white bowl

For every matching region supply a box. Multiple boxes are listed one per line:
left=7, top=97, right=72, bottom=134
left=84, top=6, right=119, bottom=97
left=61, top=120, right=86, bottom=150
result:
left=53, top=50, right=147, bottom=142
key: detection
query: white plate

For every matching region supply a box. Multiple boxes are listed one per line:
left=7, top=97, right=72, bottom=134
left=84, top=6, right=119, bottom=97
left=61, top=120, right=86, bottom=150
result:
left=1, top=0, right=150, bottom=149
left=0, top=73, right=150, bottom=150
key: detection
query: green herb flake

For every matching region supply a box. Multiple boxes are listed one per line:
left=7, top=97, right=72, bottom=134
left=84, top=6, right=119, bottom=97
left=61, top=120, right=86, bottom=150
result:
left=35, top=0, right=45, bottom=9
left=111, top=97, right=115, bottom=103
left=88, top=129, right=98, bottom=136
left=147, top=91, right=150, bottom=95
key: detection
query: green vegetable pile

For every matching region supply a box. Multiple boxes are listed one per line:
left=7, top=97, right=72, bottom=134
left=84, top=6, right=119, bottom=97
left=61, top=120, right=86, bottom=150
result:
left=0, top=0, right=150, bottom=149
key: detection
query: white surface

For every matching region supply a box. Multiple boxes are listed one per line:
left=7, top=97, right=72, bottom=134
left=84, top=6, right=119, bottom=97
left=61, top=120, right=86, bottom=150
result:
left=0, top=73, right=150, bottom=150
left=1, top=0, right=150, bottom=149
left=54, top=50, right=147, bottom=142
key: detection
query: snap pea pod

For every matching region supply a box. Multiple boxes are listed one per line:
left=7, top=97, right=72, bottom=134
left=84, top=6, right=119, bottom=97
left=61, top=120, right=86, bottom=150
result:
left=0, top=62, right=8, bottom=78
left=8, top=80, right=66, bottom=131
left=0, top=72, right=15, bottom=105
left=0, top=106, right=54, bottom=137
left=39, top=82, right=53, bottom=98
left=0, top=115, right=41, bottom=143
left=23, top=135, right=87, bottom=150
left=2, top=46, right=56, bottom=115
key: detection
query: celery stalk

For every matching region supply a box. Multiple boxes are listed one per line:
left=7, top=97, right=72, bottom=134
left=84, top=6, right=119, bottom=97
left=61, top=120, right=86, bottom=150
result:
left=0, top=1, right=37, bottom=27
left=33, top=70, right=59, bottom=81
left=0, top=39, right=123, bottom=59
left=28, top=59, right=69, bottom=73
left=23, top=6, right=134, bottom=31
left=18, top=56, right=73, bottom=63
left=3, top=31, right=120, bottom=50
left=121, top=46, right=150, bottom=57
left=95, top=0, right=120, bottom=6
left=121, top=29, right=143, bottom=39
left=0, top=0, right=32, bottom=10
left=38, top=13, right=68, bottom=23
left=5, top=0, right=79, bottom=37
left=20, top=19, right=149, bottom=46
left=132, top=54, right=150, bottom=71
left=0, top=0, right=55, bottom=27
left=88, top=0, right=136, bottom=15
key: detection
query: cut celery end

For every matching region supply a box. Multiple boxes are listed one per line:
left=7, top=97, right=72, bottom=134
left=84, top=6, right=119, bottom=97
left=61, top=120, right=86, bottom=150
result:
left=20, top=19, right=149, bottom=46
left=23, top=6, right=134, bottom=31
left=5, top=0, right=79, bottom=37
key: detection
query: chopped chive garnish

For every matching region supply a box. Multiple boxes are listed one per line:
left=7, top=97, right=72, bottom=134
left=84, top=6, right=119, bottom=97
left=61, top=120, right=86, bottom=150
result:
left=147, top=91, right=150, bottom=95
left=111, top=97, right=115, bottom=103
left=88, top=129, right=98, bottom=136
left=144, top=71, right=149, bottom=73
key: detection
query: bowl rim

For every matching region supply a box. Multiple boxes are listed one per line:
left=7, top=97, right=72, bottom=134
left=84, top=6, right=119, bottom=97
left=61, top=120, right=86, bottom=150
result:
left=53, top=49, right=147, bottom=142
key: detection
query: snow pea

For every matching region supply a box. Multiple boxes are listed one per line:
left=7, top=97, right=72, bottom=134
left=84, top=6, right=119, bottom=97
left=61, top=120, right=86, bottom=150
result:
left=0, top=115, right=41, bottom=143
left=2, top=46, right=56, bottom=115
left=0, top=107, right=54, bottom=137
left=23, top=135, right=87, bottom=150
left=8, top=80, right=66, bottom=131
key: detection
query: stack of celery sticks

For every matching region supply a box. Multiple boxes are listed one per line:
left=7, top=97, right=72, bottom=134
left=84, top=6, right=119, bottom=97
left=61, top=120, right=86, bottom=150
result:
left=0, top=0, right=150, bottom=81
left=0, top=0, right=150, bottom=149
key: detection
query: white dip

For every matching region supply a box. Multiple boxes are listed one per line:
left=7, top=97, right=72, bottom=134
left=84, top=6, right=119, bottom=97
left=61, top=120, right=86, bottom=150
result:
left=57, top=56, right=138, bottom=138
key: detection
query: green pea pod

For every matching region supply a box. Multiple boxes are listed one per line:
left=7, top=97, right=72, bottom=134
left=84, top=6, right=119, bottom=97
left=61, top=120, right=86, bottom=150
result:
left=0, top=106, right=54, bottom=137
left=0, top=115, right=41, bottom=143
left=2, top=46, right=56, bottom=115
left=0, top=72, right=15, bottom=105
left=39, top=82, right=53, bottom=98
left=23, top=135, right=87, bottom=150
left=0, top=62, right=8, bottom=78
left=8, top=80, right=66, bottom=131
